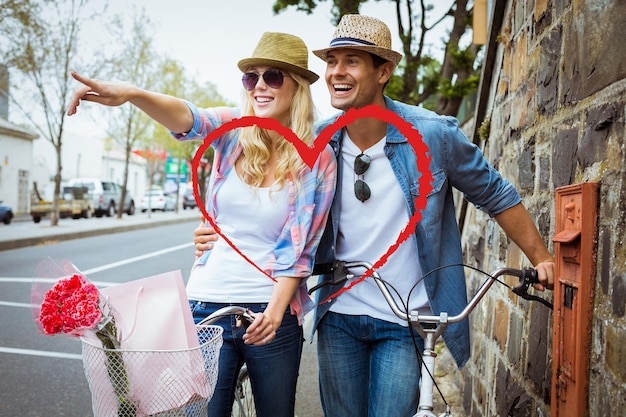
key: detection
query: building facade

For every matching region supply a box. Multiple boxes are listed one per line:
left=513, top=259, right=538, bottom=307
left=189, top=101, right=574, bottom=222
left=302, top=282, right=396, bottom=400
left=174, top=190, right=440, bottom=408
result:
left=1, top=63, right=148, bottom=215
left=0, top=65, right=38, bottom=214
left=0, top=118, right=38, bottom=214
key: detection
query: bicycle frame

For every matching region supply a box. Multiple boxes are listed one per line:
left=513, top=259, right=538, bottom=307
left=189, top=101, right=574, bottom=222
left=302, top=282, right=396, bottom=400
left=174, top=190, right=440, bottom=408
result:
left=330, top=261, right=543, bottom=417
left=197, top=306, right=257, bottom=417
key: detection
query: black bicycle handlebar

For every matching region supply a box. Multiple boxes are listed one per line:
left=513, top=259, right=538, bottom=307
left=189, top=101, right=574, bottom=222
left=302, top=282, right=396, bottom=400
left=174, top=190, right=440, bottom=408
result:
left=310, top=261, right=553, bottom=325
left=510, top=268, right=553, bottom=308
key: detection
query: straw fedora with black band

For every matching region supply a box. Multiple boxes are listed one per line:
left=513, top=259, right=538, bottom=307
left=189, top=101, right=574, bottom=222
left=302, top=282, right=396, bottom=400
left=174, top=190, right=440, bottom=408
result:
left=313, top=14, right=403, bottom=66
left=238, top=32, right=319, bottom=85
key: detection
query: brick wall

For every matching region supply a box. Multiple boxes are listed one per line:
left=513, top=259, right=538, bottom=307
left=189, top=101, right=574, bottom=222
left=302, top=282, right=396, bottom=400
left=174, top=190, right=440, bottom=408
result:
left=457, top=0, right=626, bottom=416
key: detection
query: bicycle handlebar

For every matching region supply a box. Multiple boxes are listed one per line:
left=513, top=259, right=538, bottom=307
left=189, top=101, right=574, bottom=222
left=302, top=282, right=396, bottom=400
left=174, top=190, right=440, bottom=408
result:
left=197, top=305, right=255, bottom=328
left=422, top=266, right=540, bottom=324
left=310, top=261, right=552, bottom=326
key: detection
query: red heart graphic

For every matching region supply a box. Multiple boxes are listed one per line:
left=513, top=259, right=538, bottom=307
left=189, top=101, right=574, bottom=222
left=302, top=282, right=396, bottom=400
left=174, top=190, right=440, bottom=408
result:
left=191, top=105, right=433, bottom=299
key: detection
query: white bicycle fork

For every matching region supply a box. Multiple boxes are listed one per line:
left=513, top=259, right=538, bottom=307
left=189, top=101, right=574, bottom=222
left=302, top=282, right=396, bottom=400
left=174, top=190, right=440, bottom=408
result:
left=412, top=314, right=451, bottom=417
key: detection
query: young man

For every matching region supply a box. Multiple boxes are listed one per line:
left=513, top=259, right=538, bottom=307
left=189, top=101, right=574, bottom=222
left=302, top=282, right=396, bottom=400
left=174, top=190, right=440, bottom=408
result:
left=192, top=14, right=554, bottom=417
left=310, top=14, right=555, bottom=417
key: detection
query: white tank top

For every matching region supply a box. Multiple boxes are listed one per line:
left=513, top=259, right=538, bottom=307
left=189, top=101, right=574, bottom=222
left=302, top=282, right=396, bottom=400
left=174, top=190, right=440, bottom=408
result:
left=186, top=168, right=289, bottom=302
left=331, top=133, right=430, bottom=325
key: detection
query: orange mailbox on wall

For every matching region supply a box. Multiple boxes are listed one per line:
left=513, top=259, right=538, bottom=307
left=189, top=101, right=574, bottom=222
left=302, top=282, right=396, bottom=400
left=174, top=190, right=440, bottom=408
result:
left=551, top=182, right=598, bottom=417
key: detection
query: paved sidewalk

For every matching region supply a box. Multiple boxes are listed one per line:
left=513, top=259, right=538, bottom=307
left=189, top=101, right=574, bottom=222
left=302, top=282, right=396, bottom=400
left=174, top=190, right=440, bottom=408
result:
left=0, top=209, right=203, bottom=251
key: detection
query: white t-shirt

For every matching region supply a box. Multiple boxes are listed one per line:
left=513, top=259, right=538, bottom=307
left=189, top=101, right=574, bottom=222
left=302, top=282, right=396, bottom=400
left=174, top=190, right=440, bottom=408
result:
left=186, top=168, right=288, bottom=302
left=330, top=132, right=430, bottom=325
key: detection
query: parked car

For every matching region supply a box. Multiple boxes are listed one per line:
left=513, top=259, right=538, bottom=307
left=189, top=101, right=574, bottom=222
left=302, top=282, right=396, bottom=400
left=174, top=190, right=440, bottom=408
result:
left=0, top=201, right=13, bottom=225
left=30, top=185, right=92, bottom=223
left=182, top=187, right=198, bottom=210
left=67, top=177, right=135, bottom=217
left=140, top=189, right=176, bottom=212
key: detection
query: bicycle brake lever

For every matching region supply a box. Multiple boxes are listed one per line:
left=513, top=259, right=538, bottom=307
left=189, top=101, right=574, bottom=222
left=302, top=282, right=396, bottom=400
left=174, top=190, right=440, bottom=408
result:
left=520, top=293, right=554, bottom=309
left=236, top=309, right=255, bottom=329
left=308, top=261, right=351, bottom=295
left=511, top=268, right=553, bottom=309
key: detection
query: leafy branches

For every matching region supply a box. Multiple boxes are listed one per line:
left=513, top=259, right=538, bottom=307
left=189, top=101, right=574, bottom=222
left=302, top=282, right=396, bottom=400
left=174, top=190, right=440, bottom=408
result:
left=273, top=0, right=482, bottom=116
left=102, top=7, right=157, bottom=218
left=0, top=0, right=103, bottom=225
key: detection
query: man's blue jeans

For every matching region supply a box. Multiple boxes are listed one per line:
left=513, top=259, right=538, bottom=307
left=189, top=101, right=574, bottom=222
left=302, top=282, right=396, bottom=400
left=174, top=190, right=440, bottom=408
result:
left=317, top=311, right=423, bottom=417
left=190, top=301, right=303, bottom=417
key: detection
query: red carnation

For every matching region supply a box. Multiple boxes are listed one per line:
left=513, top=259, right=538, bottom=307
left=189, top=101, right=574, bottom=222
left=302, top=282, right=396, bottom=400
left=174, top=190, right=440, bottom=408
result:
left=39, top=274, right=103, bottom=336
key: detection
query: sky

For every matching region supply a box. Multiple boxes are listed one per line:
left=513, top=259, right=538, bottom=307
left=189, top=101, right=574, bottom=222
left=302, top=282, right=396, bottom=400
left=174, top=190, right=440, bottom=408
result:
left=77, top=0, right=451, bottom=120
left=21, top=0, right=454, bottom=180
left=17, top=0, right=454, bottom=196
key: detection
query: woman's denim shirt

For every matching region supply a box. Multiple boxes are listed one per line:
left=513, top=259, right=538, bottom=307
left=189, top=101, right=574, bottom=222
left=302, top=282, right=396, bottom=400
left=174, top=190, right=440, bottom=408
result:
left=312, top=96, right=521, bottom=367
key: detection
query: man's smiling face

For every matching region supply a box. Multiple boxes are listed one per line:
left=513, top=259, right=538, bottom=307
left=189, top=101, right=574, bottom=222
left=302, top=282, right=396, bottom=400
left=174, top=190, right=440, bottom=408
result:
left=323, top=48, right=389, bottom=111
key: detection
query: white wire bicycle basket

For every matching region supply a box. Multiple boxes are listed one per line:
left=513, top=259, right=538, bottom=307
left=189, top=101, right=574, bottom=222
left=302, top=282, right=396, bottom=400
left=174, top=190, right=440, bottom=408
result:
left=81, top=324, right=223, bottom=417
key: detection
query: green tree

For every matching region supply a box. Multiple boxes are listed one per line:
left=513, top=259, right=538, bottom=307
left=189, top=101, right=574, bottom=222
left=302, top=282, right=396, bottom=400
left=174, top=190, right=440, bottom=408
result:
left=152, top=58, right=232, bottom=210
left=273, top=0, right=481, bottom=116
left=102, top=8, right=157, bottom=219
left=0, top=0, right=47, bottom=58
left=0, top=0, right=102, bottom=225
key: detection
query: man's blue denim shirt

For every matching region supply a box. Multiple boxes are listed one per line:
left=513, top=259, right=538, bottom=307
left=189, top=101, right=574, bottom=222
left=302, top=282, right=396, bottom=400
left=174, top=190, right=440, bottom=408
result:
left=312, top=96, right=521, bottom=367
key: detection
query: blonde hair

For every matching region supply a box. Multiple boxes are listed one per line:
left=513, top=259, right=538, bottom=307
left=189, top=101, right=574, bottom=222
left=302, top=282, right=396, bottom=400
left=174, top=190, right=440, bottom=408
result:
left=237, top=71, right=315, bottom=190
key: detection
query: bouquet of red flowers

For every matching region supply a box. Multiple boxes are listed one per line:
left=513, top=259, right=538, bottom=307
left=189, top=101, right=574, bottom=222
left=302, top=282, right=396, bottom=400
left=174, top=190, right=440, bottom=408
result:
left=32, top=259, right=135, bottom=416
left=37, top=272, right=118, bottom=346
left=31, top=258, right=223, bottom=417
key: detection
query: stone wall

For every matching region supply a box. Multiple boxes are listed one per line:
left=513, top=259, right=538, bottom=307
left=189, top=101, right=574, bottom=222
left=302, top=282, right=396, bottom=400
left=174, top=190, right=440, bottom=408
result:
left=457, top=0, right=626, bottom=416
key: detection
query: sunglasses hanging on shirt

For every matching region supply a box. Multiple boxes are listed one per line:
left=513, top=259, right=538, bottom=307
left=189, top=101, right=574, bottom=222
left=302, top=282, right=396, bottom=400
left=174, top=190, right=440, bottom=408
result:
left=353, top=153, right=371, bottom=202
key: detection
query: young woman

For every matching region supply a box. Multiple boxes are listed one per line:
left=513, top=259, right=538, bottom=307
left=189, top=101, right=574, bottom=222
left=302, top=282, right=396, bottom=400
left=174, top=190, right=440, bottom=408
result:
left=68, top=32, right=336, bottom=417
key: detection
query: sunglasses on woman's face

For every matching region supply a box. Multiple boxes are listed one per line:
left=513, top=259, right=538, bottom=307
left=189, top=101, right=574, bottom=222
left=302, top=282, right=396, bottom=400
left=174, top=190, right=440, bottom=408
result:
left=241, top=69, right=288, bottom=91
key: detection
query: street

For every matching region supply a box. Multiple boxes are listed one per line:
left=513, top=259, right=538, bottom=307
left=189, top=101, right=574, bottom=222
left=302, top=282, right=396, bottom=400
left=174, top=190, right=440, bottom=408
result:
left=0, top=217, right=323, bottom=417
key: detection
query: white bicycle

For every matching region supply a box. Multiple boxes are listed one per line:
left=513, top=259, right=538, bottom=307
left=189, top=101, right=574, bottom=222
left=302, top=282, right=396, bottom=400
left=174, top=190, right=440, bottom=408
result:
left=231, top=364, right=255, bottom=416
left=82, top=305, right=257, bottom=417
left=198, top=306, right=256, bottom=417
left=309, top=261, right=552, bottom=417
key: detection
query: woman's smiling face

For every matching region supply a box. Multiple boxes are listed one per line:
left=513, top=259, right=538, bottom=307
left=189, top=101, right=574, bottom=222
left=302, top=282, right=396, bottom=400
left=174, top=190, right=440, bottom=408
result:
left=244, top=66, right=297, bottom=125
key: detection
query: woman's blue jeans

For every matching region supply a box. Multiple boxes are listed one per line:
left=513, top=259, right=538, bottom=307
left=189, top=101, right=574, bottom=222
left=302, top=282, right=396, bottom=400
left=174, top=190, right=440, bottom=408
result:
left=317, top=311, right=424, bottom=417
left=189, top=301, right=303, bottom=417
